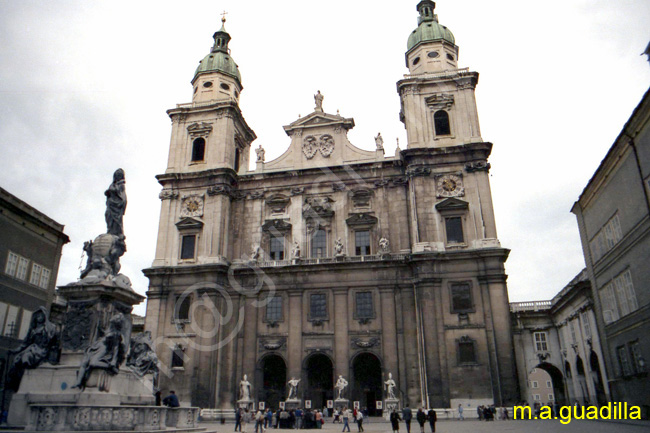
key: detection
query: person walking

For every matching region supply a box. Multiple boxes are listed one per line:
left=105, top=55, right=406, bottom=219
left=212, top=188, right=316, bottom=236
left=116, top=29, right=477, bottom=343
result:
left=402, top=405, right=412, bottom=433
left=295, top=407, right=303, bottom=429
left=415, top=408, right=426, bottom=433
left=427, top=408, right=437, bottom=433
left=235, top=408, right=242, bottom=432
left=255, top=410, right=265, bottom=433
left=356, top=409, right=364, bottom=432
left=242, top=408, right=252, bottom=433
left=342, top=407, right=351, bottom=432
left=457, top=404, right=463, bottom=420
left=389, top=410, right=401, bottom=433
left=315, top=410, right=323, bottom=429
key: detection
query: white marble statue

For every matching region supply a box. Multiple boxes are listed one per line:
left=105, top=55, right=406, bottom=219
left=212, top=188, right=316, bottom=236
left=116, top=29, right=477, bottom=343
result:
left=384, top=372, right=396, bottom=400
left=314, top=90, right=324, bottom=111
left=240, top=374, right=252, bottom=400
left=250, top=244, right=261, bottom=262
left=287, top=377, right=301, bottom=400
left=379, top=237, right=390, bottom=254
left=256, top=145, right=265, bottom=163
left=375, top=133, right=384, bottom=150
left=335, top=375, right=348, bottom=400
left=334, top=238, right=345, bottom=257
left=292, top=240, right=301, bottom=259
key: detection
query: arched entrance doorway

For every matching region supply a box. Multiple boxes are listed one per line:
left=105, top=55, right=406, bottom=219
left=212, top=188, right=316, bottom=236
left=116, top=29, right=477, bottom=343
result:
left=589, top=351, right=607, bottom=406
left=535, top=362, right=567, bottom=405
left=351, top=353, right=382, bottom=416
left=305, top=353, right=334, bottom=410
left=258, top=354, right=287, bottom=410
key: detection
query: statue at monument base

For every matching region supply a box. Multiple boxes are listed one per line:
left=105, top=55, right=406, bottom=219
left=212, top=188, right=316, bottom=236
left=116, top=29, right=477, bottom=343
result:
left=6, top=170, right=201, bottom=432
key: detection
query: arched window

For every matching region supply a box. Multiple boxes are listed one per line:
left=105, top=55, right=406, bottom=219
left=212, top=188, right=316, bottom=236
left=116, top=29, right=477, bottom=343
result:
left=434, top=110, right=451, bottom=136
left=191, top=137, right=205, bottom=162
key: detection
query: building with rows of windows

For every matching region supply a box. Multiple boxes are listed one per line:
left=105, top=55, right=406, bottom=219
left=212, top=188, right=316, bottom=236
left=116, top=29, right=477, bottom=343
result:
left=0, top=187, right=69, bottom=413
left=144, top=1, right=518, bottom=413
left=571, top=85, right=650, bottom=416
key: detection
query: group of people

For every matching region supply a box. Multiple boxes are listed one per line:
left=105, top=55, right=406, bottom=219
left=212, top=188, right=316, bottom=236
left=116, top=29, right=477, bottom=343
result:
left=474, top=405, right=508, bottom=421
left=389, top=406, right=437, bottom=433
left=234, top=407, right=328, bottom=432
left=335, top=407, right=366, bottom=432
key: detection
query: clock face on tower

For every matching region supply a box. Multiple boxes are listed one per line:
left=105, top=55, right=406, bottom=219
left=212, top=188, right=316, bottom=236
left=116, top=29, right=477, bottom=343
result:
left=436, top=174, right=464, bottom=198
left=180, top=195, right=204, bottom=218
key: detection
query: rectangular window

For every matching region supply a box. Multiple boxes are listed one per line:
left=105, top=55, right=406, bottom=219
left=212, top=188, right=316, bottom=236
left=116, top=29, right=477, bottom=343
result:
left=266, top=296, right=283, bottom=322
left=180, top=235, right=196, bottom=260
left=629, top=341, right=643, bottom=374
left=270, top=235, right=285, bottom=260
left=445, top=217, right=464, bottom=243
left=16, top=256, right=29, bottom=280
left=310, top=294, right=327, bottom=320
left=620, top=270, right=638, bottom=313
left=534, top=332, right=548, bottom=352
left=450, top=283, right=473, bottom=313
left=5, top=252, right=19, bottom=277
left=18, top=310, right=32, bottom=340
left=311, top=229, right=327, bottom=258
left=355, top=292, right=373, bottom=319
left=548, top=394, right=554, bottom=401
left=534, top=394, right=540, bottom=401
left=355, top=230, right=371, bottom=256
left=0, top=302, right=8, bottom=335
left=30, top=263, right=42, bottom=286
left=617, top=345, right=633, bottom=376
left=39, top=268, right=51, bottom=289
left=4, top=305, right=19, bottom=338
left=546, top=381, right=552, bottom=388
left=458, top=341, right=476, bottom=364
left=171, top=345, right=184, bottom=368
left=531, top=381, right=539, bottom=388
left=600, top=283, right=619, bottom=324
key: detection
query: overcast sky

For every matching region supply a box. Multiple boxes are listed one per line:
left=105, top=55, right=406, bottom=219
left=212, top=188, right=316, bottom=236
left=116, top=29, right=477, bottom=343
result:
left=1, top=0, right=649, bottom=316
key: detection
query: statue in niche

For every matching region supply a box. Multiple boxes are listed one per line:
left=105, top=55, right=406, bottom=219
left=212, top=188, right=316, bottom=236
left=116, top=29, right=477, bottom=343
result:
left=384, top=372, right=397, bottom=400
left=314, top=90, right=324, bottom=111
left=250, top=244, right=261, bottom=262
left=379, top=237, right=390, bottom=254
left=375, top=133, right=384, bottom=150
left=256, top=144, right=265, bottom=163
left=73, top=313, right=128, bottom=390
left=287, top=377, right=301, bottom=400
left=239, top=374, right=252, bottom=400
left=334, top=238, right=345, bottom=257
left=335, top=375, right=348, bottom=400
left=105, top=168, right=127, bottom=237
left=6, top=307, right=60, bottom=391
left=126, top=331, right=160, bottom=386
left=292, top=240, right=301, bottom=259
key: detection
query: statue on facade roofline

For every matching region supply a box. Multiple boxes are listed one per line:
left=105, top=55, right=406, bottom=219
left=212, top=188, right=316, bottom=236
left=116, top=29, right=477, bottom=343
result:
left=375, top=133, right=384, bottom=150
left=314, top=90, right=324, bottom=112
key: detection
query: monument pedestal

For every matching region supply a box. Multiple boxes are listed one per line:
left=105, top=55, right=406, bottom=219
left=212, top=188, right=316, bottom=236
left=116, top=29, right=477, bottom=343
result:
left=334, top=398, right=349, bottom=411
left=284, top=399, right=301, bottom=411
left=384, top=398, right=400, bottom=420
left=237, top=399, right=254, bottom=411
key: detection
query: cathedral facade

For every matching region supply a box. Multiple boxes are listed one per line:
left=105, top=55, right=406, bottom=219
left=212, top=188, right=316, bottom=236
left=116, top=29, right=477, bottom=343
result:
left=144, top=1, right=518, bottom=412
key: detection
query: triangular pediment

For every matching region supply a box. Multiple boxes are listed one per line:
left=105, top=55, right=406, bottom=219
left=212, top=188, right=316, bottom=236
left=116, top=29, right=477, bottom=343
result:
left=435, top=197, right=469, bottom=211
left=175, top=217, right=204, bottom=230
left=283, top=111, right=355, bottom=136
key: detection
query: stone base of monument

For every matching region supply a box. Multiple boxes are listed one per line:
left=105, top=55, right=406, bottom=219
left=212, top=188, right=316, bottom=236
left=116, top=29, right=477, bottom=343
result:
left=236, top=399, right=254, bottom=411
left=334, top=399, right=349, bottom=411
left=8, top=362, right=156, bottom=426
left=284, top=399, right=301, bottom=411
left=383, top=398, right=400, bottom=420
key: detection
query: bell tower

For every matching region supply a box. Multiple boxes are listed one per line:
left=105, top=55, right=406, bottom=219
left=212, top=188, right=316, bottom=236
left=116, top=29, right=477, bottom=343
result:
left=164, top=15, right=255, bottom=175
left=398, top=1, right=482, bottom=148
left=152, top=15, right=256, bottom=267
